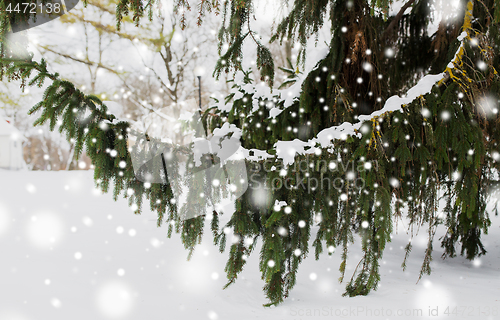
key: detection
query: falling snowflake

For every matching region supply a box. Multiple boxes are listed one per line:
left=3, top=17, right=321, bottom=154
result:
left=277, top=227, right=288, bottom=236
left=441, top=110, right=451, bottom=121
left=207, top=311, right=219, bottom=320
left=0, top=204, right=10, bottom=236
left=472, top=259, right=481, bottom=267
left=385, top=48, right=395, bottom=58
left=82, top=216, right=93, bottom=227
left=50, top=298, right=62, bottom=308
left=27, top=212, right=64, bottom=248
left=452, top=171, right=461, bottom=181
left=492, top=151, right=500, bottom=161
left=362, top=62, right=373, bottom=72
left=421, top=108, right=431, bottom=118
left=26, top=184, right=36, bottom=193
left=95, top=281, right=135, bottom=318
left=389, top=177, right=400, bottom=188
left=150, top=238, right=161, bottom=248
left=477, top=60, right=487, bottom=71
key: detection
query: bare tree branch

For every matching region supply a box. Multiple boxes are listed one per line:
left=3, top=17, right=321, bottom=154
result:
left=37, top=45, right=123, bottom=76
left=382, top=0, right=417, bottom=41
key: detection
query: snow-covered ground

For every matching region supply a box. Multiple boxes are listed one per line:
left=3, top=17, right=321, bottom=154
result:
left=0, top=170, right=498, bottom=320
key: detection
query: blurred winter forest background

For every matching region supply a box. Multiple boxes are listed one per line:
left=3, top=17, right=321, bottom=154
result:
left=0, top=0, right=300, bottom=171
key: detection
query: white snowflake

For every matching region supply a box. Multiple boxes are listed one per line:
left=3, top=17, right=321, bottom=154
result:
left=207, top=311, right=219, bottom=320
left=389, top=177, right=400, bottom=188
left=50, top=298, right=62, bottom=308
left=362, top=62, right=373, bottom=72
left=277, top=227, right=288, bottom=236
left=96, top=281, right=135, bottom=318
left=477, top=60, right=487, bottom=71
left=385, top=48, right=395, bottom=58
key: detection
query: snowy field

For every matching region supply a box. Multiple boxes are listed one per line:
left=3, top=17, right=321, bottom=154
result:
left=0, top=170, right=498, bottom=320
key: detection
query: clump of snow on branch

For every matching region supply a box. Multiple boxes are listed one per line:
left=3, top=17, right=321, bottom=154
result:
left=215, top=25, right=472, bottom=166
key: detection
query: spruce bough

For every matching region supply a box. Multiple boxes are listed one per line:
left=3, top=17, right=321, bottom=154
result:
left=1, top=0, right=500, bottom=306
